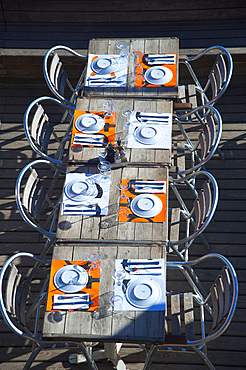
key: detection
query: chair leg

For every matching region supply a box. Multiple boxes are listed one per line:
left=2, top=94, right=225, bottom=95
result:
left=23, top=343, right=46, bottom=370
left=78, top=342, right=99, bottom=370
left=192, top=346, right=216, bottom=370
left=143, top=345, right=157, bottom=370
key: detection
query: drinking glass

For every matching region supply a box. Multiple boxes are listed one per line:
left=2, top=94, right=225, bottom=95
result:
left=103, top=98, right=115, bottom=123
left=122, top=108, right=134, bottom=132
left=117, top=181, right=130, bottom=208
left=88, top=250, right=101, bottom=277
left=110, top=295, right=123, bottom=311
left=97, top=161, right=112, bottom=181
left=133, top=51, right=144, bottom=75
left=111, top=268, right=127, bottom=287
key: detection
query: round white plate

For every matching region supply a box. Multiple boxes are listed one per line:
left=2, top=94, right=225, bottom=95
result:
left=75, top=113, right=105, bottom=133
left=145, top=66, right=173, bottom=85
left=64, top=179, right=98, bottom=202
left=130, top=194, right=162, bottom=218
left=134, top=125, right=163, bottom=145
left=54, top=265, right=88, bottom=293
left=126, top=278, right=161, bottom=308
left=91, top=57, right=118, bottom=75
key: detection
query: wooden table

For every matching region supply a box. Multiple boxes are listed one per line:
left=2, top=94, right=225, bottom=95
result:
left=69, top=96, right=172, bottom=165
left=43, top=244, right=166, bottom=343
left=83, top=37, right=179, bottom=99
left=56, top=164, right=168, bottom=245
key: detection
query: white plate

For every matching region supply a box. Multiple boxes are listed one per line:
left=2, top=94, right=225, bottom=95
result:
left=130, top=194, right=162, bottom=218
left=134, top=125, right=163, bottom=145
left=144, top=66, right=173, bottom=85
left=126, top=278, right=161, bottom=308
left=54, top=265, right=88, bottom=293
left=75, top=113, right=105, bottom=133
left=64, top=179, right=98, bottom=202
left=91, top=57, right=118, bottom=75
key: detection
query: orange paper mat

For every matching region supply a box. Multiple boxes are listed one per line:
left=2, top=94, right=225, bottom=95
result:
left=71, top=110, right=116, bottom=147
left=46, top=260, right=101, bottom=312
left=118, top=179, right=167, bottom=223
left=134, top=52, right=177, bottom=88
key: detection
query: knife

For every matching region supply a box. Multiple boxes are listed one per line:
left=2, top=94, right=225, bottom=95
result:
left=147, top=54, right=175, bottom=59
left=73, top=141, right=107, bottom=146
left=53, top=301, right=94, bottom=306
left=121, top=261, right=159, bottom=266
left=136, top=113, right=170, bottom=119
left=131, top=181, right=165, bottom=185
left=63, top=209, right=101, bottom=214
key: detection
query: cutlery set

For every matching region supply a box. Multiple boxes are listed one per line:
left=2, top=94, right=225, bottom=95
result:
left=121, top=260, right=162, bottom=276
left=144, top=54, right=176, bottom=65
left=53, top=294, right=94, bottom=309
left=73, top=133, right=107, bottom=146
left=130, top=180, right=166, bottom=193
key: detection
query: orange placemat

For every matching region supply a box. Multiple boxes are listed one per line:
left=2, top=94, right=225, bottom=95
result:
left=71, top=110, right=116, bottom=147
left=46, top=260, right=101, bottom=312
left=118, top=179, right=167, bottom=223
left=134, top=52, right=177, bottom=88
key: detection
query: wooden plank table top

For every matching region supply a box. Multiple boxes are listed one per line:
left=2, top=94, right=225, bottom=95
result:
left=42, top=244, right=166, bottom=344
left=69, top=97, right=172, bottom=165
left=56, top=165, right=168, bottom=245
left=83, top=37, right=179, bottom=99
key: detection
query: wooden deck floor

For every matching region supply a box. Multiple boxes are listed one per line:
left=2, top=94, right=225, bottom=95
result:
left=0, top=51, right=245, bottom=369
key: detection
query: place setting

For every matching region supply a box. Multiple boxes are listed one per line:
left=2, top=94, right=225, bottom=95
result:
left=61, top=169, right=111, bottom=216
left=71, top=106, right=116, bottom=148
left=123, top=110, right=172, bottom=149
left=85, top=49, right=129, bottom=87
left=46, top=252, right=101, bottom=312
left=110, top=258, right=165, bottom=311
left=117, top=179, right=167, bottom=223
left=133, top=51, right=177, bottom=88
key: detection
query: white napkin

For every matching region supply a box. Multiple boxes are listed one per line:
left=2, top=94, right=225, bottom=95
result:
left=62, top=173, right=110, bottom=215
left=127, top=111, right=172, bottom=149
left=53, top=293, right=90, bottom=310
left=85, top=53, right=128, bottom=87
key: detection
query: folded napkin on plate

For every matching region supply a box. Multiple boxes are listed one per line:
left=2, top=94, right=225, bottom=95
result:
left=53, top=293, right=90, bottom=310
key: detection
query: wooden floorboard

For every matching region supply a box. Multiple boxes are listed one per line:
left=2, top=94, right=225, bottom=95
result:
left=0, top=27, right=246, bottom=370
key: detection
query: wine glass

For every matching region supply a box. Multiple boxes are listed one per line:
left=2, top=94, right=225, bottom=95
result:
left=117, top=181, right=130, bottom=208
left=111, top=268, right=127, bottom=287
left=122, top=108, right=134, bottom=132
left=103, top=98, right=115, bottom=123
left=116, top=40, right=129, bottom=64
left=133, top=51, right=144, bottom=75
left=88, top=250, right=101, bottom=277
left=98, top=161, right=112, bottom=181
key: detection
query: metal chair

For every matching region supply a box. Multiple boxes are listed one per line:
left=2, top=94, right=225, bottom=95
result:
left=43, top=45, right=87, bottom=107
left=24, top=96, right=75, bottom=165
left=15, top=159, right=65, bottom=257
left=0, top=252, right=98, bottom=370
left=168, top=171, right=219, bottom=259
left=171, top=105, right=223, bottom=177
left=179, top=46, right=233, bottom=107
left=143, top=253, right=238, bottom=370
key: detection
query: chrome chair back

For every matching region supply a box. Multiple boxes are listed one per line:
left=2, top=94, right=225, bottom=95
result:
left=24, top=96, right=74, bottom=165
left=43, top=45, right=87, bottom=106
left=179, top=46, right=233, bottom=106
left=144, top=253, right=238, bottom=370
left=172, top=105, right=223, bottom=176
left=15, top=159, right=65, bottom=256
left=168, top=171, right=219, bottom=258
left=0, top=252, right=98, bottom=370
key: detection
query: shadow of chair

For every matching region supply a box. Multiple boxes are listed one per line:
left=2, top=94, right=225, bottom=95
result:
left=143, top=253, right=238, bottom=370
left=0, top=252, right=98, bottom=370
